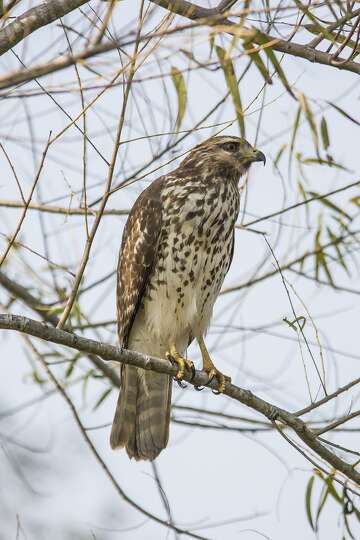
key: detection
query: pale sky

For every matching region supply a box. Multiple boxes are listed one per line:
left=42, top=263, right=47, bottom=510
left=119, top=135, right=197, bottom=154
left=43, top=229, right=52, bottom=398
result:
left=0, top=1, right=359, bottom=539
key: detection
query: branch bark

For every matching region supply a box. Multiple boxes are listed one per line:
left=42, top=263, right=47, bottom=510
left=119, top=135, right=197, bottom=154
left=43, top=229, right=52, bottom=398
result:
left=0, top=0, right=89, bottom=56
left=149, top=0, right=360, bottom=75
left=0, top=200, right=129, bottom=216
left=1, top=312, right=359, bottom=487
left=0, top=1, right=359, bottom=93
left=0, top=270, right=120, bottom=386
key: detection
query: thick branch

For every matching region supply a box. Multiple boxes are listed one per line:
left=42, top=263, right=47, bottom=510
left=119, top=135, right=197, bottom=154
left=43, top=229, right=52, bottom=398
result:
left=149, top=0, right=360, bottom=76
left=1, top=313, right=359, bottom=487
left=0, top=0, right=89, bottom=57
left=0, top=271, right=120, bottom=386
left=0, top=3, right=359, bottom=93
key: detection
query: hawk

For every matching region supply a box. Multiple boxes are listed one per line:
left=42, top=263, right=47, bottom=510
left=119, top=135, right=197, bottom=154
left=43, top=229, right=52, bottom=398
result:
left=110, top=136, right=265, bottom=460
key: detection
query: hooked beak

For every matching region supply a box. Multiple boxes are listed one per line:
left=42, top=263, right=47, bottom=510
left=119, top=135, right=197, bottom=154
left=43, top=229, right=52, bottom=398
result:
left=247, top=148, right=266, bottom=166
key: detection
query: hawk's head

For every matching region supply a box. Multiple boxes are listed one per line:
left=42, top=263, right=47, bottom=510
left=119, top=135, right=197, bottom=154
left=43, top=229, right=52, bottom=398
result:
left=182, top=135, right=265, bottom=182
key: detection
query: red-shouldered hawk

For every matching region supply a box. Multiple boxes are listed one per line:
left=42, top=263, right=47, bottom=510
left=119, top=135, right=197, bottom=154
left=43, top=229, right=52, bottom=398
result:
left=110, top=136, right=265, bottom=460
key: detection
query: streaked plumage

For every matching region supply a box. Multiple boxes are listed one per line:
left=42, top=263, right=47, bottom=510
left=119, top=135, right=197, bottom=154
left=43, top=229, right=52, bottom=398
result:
left=110, top=136, right=265, bottom=460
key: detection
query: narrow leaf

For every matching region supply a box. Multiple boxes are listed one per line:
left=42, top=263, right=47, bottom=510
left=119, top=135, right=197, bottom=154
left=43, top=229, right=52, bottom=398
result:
left=93, top=387, right=113, bottom=411
left=315, top=483, right=329, bottom=531
left=274, top=144, right=286, bottom=167
left=301, top=157, right=351, bottom=172
left=307, top=191, right=352, bottom=220
left=305, top=475, right=315, bottom=531
left=216, top=45, right=245, bottom=136
left=326, top=227, right=351, bottom=276
left=255, top=32, right=294, bottom=96
left=320, top=116, right=330, bottom=150
left=243, top=40, right=272, bottom=83
left=289, top=106, right=302, bottom=165
left=350, top=196, right=360, bottom=208
left=299, top=93, right=319, bottom=154
left=327, top=102, right=360, bottom=126
left=170, top=66, right=187, bottom=131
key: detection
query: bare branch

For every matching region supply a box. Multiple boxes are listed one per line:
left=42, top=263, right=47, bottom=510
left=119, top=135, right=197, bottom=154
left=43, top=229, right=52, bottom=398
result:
left=0, top=199, right=129, bottom=217
left=1, top=313, right=360, bottom=487
left=242, top=179, right=360, bottom=228
left=0, top=270, right=121, bottom=386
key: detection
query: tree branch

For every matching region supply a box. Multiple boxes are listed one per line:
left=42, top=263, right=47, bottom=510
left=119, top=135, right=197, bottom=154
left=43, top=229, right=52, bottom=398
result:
left=0, top=2, right=359, bottom=93
left=0, top=199, right=129, bottom=216
left=25, top=336, right=204, bottom=540
left=0, top=270, right=121, bottom=386
left=149, top=0, right=360, bottom=76
left=1, top=313, right=360, bottom=487
left=0, top=0, right=89, bottom=57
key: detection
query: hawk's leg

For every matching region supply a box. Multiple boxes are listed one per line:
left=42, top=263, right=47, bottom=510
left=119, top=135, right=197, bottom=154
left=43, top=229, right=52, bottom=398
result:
left=198, top=336, right=230, bottom=394
left=166, top=345, right=195, bottom=381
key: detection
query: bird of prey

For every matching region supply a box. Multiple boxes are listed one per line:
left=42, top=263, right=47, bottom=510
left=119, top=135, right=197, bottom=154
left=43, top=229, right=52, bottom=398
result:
left=110, top=135, right=265, bottom=460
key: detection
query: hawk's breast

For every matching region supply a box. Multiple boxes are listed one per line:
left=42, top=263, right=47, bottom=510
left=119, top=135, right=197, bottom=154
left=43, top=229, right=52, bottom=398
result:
left=140, top=178, right=240, bottom=351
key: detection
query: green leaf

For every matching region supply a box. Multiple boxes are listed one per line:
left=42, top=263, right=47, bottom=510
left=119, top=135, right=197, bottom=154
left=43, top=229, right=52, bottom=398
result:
left=170, top=66, right=187, bottom=131
left=254, top=32, right=294, bottom=96
left=283, top=316, right=306, bottom=331
left=216, top=45, right=245, bottom=136
left=315, top=482, right=329, bottom=531
left=314, top=222, right=335, bottom=285
left=93, top=387, right=113, bottom=411
left=299, top=93, right=319, bottom=155
left=289, top=106, right=302, bottom=166
left=82, top=368, right=94, bottom=403
left=274, top=144, right=286, bottom=167
left=305, top=475, right=315, bottom=531
left=243, top=40, right=272, bottom=83
left=301, top=157, right=351, bottom=172
left=208, top=33, right=215, bottom=58
left=326, top=227, right=351, bottom=276
left=350, top=196, right=360, bottom=208
left=307, top=191, right=352, bottom=220
left=65, top=352, right=81, bottom=378
left=327, top=102, right=360, bottom=126
left=325, top=474, right=342, bottom=504
left=320, top=116, right=330, bottom=150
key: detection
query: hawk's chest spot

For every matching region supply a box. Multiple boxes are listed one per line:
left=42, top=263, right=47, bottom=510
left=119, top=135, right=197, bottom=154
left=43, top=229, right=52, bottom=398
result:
left=152, top=181, right=239, bottom=293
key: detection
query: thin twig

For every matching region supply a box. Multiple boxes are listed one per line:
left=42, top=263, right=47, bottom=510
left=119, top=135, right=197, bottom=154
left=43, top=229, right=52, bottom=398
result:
left=0, top=133, right=51, bottom=268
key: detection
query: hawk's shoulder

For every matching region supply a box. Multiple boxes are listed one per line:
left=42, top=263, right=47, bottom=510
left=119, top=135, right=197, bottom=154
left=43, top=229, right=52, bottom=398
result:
left=116, top=177, right=164, bottom=347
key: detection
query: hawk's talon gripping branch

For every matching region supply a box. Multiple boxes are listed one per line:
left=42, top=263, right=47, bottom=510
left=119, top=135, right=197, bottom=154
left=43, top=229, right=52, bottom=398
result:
left=166, top=346, right=195, bottom=382
left=203, top=368, right=228, bottom=394
left=268, top=406, right=280, bottom=422
left=198, top=336, right=229, bottom=394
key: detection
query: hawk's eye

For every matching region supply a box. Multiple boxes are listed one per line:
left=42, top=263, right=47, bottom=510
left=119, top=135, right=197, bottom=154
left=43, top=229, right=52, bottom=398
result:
left=223, top=142, right=238, bottom=152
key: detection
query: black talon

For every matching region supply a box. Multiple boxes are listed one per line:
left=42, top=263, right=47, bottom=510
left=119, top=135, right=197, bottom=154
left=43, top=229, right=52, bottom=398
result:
left=268, top=406, right=279, bottom=422
left=204, top=373, right=215, bottom=387
left=212, top=388, right=221, bottom=395
left=175, top=378, right=187, bottom=389
left=194, top=385, right=205, bottom=391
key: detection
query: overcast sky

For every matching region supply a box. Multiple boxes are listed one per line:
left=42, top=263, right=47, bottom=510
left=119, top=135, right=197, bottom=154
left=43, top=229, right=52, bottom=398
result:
left=1, top=1, right=360, bottom=539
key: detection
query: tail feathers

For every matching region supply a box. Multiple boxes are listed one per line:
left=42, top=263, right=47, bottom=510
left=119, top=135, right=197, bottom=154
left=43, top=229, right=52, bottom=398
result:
left=110, top=365, right=172, bottom=461
left=110, top=365, right=138, bottom=451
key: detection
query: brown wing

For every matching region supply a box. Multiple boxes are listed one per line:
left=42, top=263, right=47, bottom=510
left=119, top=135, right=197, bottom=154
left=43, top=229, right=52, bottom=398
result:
left=116, top=178, right=163, bottom=348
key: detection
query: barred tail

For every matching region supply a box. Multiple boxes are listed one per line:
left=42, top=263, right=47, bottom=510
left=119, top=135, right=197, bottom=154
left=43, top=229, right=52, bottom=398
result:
left=110, top=365, right=172, bottom=461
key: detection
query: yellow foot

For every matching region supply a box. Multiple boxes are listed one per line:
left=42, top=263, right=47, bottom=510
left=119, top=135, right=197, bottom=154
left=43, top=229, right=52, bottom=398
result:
left=204, top=367, right=230, bottom=394
left=198, top=336, right=230, bottom=394
left=166, top=345, right=195, bottom=380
